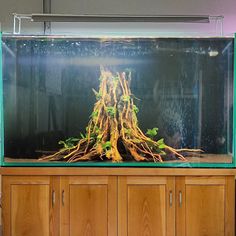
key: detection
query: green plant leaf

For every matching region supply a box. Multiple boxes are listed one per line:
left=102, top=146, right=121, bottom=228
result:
left=97, top=134, right=103, bottom=141
left=112, top=78, right=119, bottom=87
left=105, top=149, right=112, bottom=158
left=102, top=141, right=112, bottom=150
left=92, top=88, right=102, bottom=100
left=58, top=137, right=79, bottom=149
left=157, top=138, right=164, bottom=145
left=90, top=110, right=99, bottom=118
left=65, top=137, right=79, bottom=142
left=160, top=151, right=166, bottom=155
left=132, top=138, right=141, bottom=143
left=106, top=107, right=116, bottom=118
left=133, top=105, right=139, bottom=113
left=94, top=126, right=100, bottom=134
left=70, top=138, right=79, bottom=142
left=121, top=95, right=130, bottom=102
left=146, top=128, right=159, bottom=138
left=159, top=144, right=166, bottom=149
left=58, top=140, right=66, bottom=146
left=80, top=133, right=85, bottom=139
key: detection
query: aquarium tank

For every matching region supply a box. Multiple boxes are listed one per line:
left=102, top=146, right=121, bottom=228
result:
left=0, top=33, right=235, bottom=167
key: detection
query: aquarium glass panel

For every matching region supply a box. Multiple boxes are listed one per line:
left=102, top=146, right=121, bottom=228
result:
left=1, top=35, right=235, bottom=167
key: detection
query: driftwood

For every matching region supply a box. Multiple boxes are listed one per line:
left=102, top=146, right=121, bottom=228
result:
left=40, top=69, right=202, bottom=163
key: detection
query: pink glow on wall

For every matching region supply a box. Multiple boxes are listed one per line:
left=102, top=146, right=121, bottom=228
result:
left=223, top=15, right=236, bottom=35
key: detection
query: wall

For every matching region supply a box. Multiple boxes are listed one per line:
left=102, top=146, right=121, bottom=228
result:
left=51, top=0, right=236, bottom=35
left=0, top=0, right=43, bottom=33
left=0, top=0, right=235, bottom=35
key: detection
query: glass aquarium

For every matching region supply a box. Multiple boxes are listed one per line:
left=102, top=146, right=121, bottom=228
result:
left=0, top=33, right=235, bottom=167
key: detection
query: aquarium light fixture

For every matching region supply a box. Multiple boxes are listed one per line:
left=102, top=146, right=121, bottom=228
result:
left=13, top=13, right=32, bottom=34
left=13, top=13, right=224, bottom=35
left=30, top=14, right=212, bottom=23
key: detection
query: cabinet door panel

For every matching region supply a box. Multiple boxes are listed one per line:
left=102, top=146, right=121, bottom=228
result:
left=61, top=176, right=117, bottom=236
left=186, top=185, right=225, bottom=236
left=11, top=184, right=50, bottom=236
left=2, top=176, right=58, bottom=236
left=176, top=176, right=235, bottom=236
left=119, top=176, right=175, bottom=236
left=128, top=185, right=166, bottom=236
left=70, top=185, right=108, bottom=236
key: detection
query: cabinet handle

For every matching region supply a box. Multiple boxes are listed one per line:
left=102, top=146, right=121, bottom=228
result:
left=62, top=190, right=65, bottom=206
left=169, top=191, right=173, bottom=207
left=179, top=191, right=182, bottom=207
left=52, top=190, right=55, bottom=207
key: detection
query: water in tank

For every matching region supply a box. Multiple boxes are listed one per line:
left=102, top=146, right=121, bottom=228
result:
left=1, top=33, right=235, bottom=167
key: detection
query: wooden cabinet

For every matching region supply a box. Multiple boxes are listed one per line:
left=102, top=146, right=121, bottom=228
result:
left=118, top=175, right=235, bottom=236
left=118, top=176, right=175, bottom=236
left=2, top=175, right=117, bottom=236
left=60, top=176, right=117, bottom=236
left=1, top=169, right=235, bottom=236
left=176, top=176, right=235, bottom=236
left=2, top=176, right=59, bottom=236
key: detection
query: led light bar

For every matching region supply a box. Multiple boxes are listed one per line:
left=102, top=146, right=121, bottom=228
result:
left=31, top=14, right=211, bottom=23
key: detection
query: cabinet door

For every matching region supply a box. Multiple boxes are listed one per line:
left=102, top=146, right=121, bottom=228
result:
left=2, top=176, right=59, bottom=236
left=118, top=176, right=175, bottom=236
left=176, top=176, right=235, bottom=236
left=60, top=176, right=117, bottom=236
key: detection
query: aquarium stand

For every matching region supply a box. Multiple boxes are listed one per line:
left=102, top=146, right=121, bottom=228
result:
left=0, top=167, right=235, bottom=236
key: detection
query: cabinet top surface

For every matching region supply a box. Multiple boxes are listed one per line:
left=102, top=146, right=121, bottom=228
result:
left=0, top=167, right=235, bottom=176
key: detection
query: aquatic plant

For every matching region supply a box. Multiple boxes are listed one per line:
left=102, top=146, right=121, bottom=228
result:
left=58, top=137, right=80, bottom=149
left=40, top=68, right=202, bottom=162
left=146, top=128, right=159, bottom=139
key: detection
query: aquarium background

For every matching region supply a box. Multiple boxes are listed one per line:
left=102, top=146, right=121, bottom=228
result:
left=1, top=35, right=234, bottom=166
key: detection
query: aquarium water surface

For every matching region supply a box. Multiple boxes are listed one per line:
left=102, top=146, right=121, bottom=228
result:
left=1, top=35, right=235, bottom=167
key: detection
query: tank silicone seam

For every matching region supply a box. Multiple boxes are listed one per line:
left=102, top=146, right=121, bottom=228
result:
left=0, top=32, right=4, bottom=167
left=233, top=33, right=236, bottom=167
